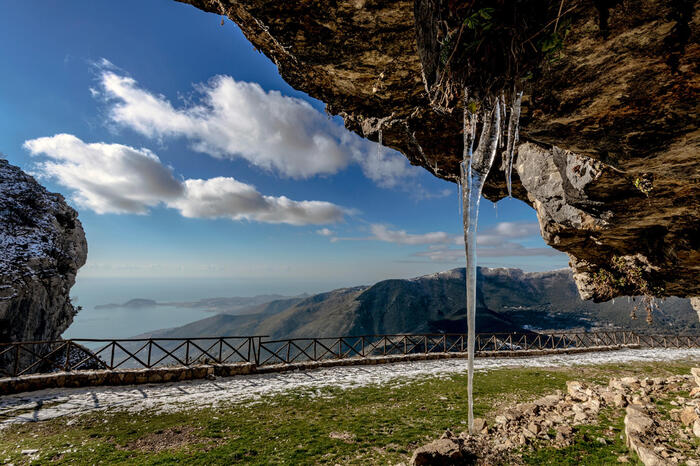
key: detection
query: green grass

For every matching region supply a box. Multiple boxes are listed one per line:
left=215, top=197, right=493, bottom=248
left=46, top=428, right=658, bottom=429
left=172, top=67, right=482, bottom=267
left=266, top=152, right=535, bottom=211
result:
left=0, top=361, right=697, bottom=465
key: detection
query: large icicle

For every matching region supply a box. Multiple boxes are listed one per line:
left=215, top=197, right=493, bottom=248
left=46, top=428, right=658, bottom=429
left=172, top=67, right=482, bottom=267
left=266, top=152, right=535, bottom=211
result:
left=504, top=90, right=523, bottom=197
left=461, top=94, right=502, bottom=434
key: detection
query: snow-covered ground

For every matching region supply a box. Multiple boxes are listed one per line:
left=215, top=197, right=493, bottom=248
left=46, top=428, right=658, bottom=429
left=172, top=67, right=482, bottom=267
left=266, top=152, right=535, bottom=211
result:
left=2, top=348, right=699, bottom=429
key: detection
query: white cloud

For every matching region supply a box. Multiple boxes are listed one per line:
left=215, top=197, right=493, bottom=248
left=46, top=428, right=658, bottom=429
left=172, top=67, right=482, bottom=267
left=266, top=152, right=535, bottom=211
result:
left=411, top=221, right=560, bottom=262
left=327, top=221, right=559, bottom=260
left=492, top=221, right=541, bottom=238
left=171, top=177, right=343, bottom=225
left=475, top=222, right=541, bottom=247
left=25, top=134, right=344, bottom=225
left=316, top=228, right=334, bottom=237
left=333, top=221, right=543, bottom=248
left=369, top=224, right=458, bottom=245
left=358, top=144, right=417, bottom=188
left=415, top=245, right=563, bottom=262
left=95, top=67, right=416, bottom=186
left=23, top=134, right=183, bottom=214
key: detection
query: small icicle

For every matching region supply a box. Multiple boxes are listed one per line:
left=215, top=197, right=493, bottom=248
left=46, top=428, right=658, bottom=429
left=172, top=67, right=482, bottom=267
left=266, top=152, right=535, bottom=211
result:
left=458, top=182, right=463, bottom=218
left=500, top=92, right=507, bottom=150
left=504, top=90, right=523, bottom=198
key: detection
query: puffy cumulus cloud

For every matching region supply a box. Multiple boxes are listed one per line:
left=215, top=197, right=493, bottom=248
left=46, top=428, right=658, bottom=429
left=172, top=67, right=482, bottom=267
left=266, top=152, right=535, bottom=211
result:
left=316, top=228, right=334, bottom=236
left=23, top=134, right=184, bottom=214
left=96, top=67, right=416, bottom=186
left=170, top=177, right=344, bottom=225
left=99, top=70, right=349, bottom=177
left=24, top=134, right=344, bottom=225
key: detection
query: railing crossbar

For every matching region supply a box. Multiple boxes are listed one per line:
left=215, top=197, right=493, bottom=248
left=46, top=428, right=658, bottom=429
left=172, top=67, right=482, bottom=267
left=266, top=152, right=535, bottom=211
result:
left=16, top=342, right=70, bottom=376
left=218, top=338, right=250, bottom=364
left=111, top=341, right=151, bottom=370
left=148, top=340, right=188, bottom=368
left=185, top=340, right=220, bottom=364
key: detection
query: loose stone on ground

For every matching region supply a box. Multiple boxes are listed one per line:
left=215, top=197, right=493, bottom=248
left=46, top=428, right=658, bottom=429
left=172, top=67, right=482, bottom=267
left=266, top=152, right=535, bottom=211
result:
left=410, top=367, right=700, bottom=465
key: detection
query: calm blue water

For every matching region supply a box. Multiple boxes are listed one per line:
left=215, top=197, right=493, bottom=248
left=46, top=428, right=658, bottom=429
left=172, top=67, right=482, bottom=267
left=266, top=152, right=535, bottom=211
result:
left=62, top=276, right=340, bottom=339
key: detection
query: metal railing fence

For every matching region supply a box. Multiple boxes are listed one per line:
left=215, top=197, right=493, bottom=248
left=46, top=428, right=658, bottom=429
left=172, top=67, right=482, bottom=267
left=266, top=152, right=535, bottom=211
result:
left=1, top=331, right=699, bottom=378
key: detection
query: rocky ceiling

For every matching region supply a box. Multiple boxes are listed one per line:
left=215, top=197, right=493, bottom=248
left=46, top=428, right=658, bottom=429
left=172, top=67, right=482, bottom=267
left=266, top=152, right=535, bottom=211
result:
left=177, top=0, right=699, bottom=301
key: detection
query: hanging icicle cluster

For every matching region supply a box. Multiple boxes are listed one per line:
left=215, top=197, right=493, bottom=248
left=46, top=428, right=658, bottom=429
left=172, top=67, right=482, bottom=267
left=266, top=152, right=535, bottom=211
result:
left=460, top=87, right=530, bottom=434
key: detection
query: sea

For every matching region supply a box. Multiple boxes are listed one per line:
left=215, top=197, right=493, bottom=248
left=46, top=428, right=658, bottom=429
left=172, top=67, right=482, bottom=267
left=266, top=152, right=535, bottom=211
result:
left=62, top=276, right=337, bottom=339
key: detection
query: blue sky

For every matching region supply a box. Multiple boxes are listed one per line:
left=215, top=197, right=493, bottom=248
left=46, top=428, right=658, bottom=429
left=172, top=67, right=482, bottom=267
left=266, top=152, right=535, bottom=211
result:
left=0, top=0, right=567, bottom=295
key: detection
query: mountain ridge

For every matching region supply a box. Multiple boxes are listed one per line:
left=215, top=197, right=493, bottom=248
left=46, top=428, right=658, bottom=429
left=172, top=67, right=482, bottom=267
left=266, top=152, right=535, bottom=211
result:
left=143, top=267, right=699, bottom=340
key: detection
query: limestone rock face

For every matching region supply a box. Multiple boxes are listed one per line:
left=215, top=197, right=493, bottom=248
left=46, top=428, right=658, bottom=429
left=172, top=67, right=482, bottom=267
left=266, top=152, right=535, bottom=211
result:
left=0, top=160, right=87, bottom=363
left=178, top=0, right=699, bottom=299
left=692, top=298, right=700, bottom=321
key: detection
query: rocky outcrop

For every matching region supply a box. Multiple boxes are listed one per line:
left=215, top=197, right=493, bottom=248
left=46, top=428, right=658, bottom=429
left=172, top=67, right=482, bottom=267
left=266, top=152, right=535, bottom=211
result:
left=0, top=159, right=87, bottom=370
left=177, top=0, right=700, bottom=300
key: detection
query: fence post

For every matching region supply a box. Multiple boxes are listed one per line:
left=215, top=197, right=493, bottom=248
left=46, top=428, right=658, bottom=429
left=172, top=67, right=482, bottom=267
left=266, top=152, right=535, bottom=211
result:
left=147, top=340, right=153, bottom=368
left=14, top=344, right=20, bottom=377
left=64, top=340, right=72, bottom=371
left=110, top=341, right=115, bottom=369
left=185, top=340, right=190, bottom=365
left=361, top=336, right=365, bottom=358
left=255, top=337, right=261, bottom=365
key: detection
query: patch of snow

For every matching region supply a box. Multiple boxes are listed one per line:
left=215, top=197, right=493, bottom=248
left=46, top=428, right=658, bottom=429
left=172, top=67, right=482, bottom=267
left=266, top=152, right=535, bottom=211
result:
left=1, top=348, right=699, bottom=428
